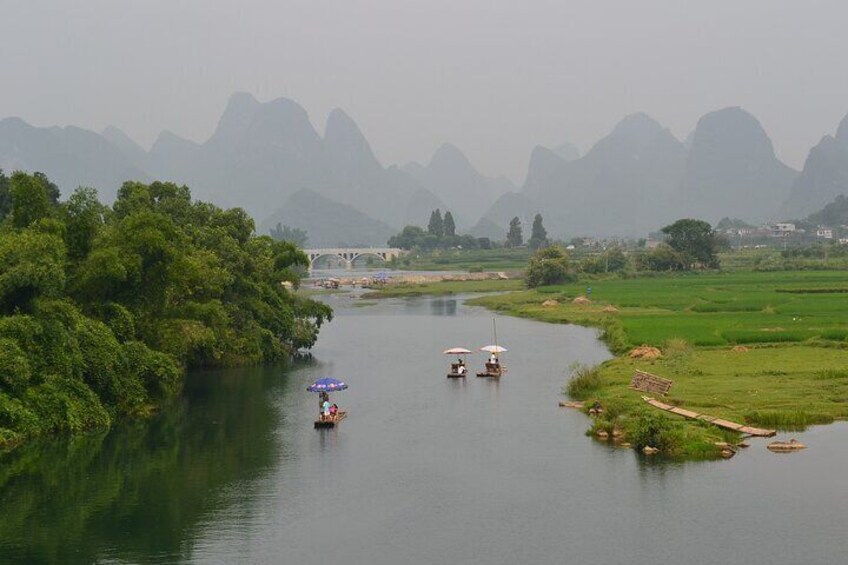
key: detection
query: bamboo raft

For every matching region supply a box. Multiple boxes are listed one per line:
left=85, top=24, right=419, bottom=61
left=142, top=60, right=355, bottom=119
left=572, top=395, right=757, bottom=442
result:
left=314, top=411, right=348, bottom=429
left=476, top=363, right=506, bottom=378
left=447, top=362, right=467, bottom=378
left=642, top=396, right=776, bottom=437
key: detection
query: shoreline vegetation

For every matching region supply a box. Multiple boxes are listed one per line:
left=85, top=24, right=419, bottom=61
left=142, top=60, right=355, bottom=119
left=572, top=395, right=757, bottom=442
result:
left=0, top=173, right=331, bottom=452
left=367, top=269, right=848, bottom=460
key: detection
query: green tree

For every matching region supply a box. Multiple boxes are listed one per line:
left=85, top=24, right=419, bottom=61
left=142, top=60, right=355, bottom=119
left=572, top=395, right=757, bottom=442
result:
left=388, top=225, right=427, bottom=249
left=34, top=172, right=61, bottom=205
left=636, top=243, right=686, bottom=271
left=9, top=171, right=53, bottom=229
left=526, top=245, right=575, bottom=287
left=0, top=175, right=333, bottom=450
left=581, top=247, right=628, bottom=274
left=0, top=169, right=11, bottom=221
left=62, top=187, right=106, bottom=261
left=506, top=216, right=523, bottom=247
left=528, top=213, right=548, bottom=249
left=443, top=211, right=456, bottom=237
left=427, top=209, right=444, bottom=237
left=269, top=223, right=308, bottom=247
left=661, top=218, right=721, bottom=269
left=0, top=229, right=66, bottom=314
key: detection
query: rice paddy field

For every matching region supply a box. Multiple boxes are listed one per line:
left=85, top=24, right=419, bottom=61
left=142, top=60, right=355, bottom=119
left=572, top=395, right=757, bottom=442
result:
left=466, top=270, right=848, bottom=457
left=470, top=270, right=848, bottom=349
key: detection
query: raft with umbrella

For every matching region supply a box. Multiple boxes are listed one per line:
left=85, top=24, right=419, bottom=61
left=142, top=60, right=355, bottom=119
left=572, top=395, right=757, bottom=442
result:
left=477, top=344, right=508, bottom=377
left=444, top=347, right=472, bottom=378
left=307, top=378, right=349, bottom=428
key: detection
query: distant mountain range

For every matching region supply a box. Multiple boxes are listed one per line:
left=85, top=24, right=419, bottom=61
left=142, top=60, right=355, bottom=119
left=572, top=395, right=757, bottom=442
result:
left=2, top=93, right=848, bottom=241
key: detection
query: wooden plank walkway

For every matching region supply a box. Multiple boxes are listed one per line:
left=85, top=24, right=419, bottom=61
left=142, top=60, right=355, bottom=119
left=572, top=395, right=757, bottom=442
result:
left=642, top=396, right=776, bottom=437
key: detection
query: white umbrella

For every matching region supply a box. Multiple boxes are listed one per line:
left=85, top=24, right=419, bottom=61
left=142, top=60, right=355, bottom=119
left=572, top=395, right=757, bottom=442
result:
left=444, top=347, right=473, bottom=355
left=480, top=345, right=508, bottom=353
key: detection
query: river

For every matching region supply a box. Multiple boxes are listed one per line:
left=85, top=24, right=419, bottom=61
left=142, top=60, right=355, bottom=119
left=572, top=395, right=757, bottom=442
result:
left=1, top=294, right=846, bottom=564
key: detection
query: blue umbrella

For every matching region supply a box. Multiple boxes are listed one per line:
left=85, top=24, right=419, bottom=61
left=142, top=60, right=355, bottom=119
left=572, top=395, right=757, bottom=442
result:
left=307, top=378, right=349, bottom=393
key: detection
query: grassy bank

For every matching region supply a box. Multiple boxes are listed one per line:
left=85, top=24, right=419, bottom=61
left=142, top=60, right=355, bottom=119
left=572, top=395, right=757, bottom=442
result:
left=390, top=248, right=532, bottom=271
left=469, top=270, right=848, bottom=459
left=362, top=278, right=523, bottom=298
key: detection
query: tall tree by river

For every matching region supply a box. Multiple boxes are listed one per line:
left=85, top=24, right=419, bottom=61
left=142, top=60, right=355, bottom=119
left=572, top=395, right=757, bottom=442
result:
left=0, top=174, right=331, bottom=450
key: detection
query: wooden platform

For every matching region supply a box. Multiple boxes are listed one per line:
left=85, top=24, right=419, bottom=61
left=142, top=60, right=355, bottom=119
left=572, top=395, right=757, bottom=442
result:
left=630, top=370, right=673, bottom=395
left=314, top=411, right=347, bottom=428
left=642, top=396, right=776, bottom=437
left=447, top=372, right=466, bottom=378
left=477, top=363, right=506, bottom=378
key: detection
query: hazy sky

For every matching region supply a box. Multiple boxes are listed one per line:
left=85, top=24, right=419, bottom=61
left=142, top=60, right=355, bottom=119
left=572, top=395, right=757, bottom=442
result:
left=2, top=0, right=847, bottom=181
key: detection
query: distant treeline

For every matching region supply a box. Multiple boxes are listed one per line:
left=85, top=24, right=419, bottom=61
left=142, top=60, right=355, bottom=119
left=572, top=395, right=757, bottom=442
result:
left=0, top=171, right=331, bottom=450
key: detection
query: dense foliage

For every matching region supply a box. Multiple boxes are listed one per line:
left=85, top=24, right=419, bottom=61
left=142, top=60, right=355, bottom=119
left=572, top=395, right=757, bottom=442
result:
left=660, top=218, right=723, bottom=268
left=388, top=221, right=485, bottom=251
left=525, top=245, right=576, bottom=287
left=269, top=223, right=308, bottom=247
left=0, top=172, right=331, bottom=449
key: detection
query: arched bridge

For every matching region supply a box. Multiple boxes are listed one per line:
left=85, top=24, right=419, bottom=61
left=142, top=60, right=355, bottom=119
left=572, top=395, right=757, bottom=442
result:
left=304, top=248, right=406, bottom=269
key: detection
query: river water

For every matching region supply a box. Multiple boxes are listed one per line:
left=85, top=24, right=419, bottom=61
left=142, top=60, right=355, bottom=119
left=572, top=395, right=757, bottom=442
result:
left=1, top=295, right=846, bottom=564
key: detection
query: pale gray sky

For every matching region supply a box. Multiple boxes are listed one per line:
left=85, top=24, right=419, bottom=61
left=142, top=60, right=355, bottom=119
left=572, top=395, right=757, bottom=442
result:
left=2, top=0, right=847, bottom=181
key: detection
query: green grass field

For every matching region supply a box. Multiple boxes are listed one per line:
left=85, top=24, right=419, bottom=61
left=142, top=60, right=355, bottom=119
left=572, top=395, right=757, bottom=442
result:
left=471, top=271, right=848, bottom=349
left=469, top=270, right=848, bottom=459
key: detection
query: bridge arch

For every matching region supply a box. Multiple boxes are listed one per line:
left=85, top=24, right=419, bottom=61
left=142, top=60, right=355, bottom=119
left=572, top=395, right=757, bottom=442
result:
left=304, top=248, right=406, bottom=270
left=350, top=251, right=390, bottom=267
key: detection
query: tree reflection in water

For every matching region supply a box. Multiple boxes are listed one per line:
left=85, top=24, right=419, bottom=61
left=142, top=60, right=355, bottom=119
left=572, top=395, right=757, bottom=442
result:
left=0, top=362, right=300, bottom=564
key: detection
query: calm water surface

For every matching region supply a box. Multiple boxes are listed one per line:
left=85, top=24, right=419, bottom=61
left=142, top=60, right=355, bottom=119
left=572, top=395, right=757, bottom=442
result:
left=1, top=295, right=846, bottom=564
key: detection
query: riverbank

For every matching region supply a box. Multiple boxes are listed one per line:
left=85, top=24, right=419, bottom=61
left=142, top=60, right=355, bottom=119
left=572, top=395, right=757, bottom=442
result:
left=368, top=271, right=848, bottom=458
left=360, top=274, right=523, bottom=297
left=468, top=270, right=848, bottom=458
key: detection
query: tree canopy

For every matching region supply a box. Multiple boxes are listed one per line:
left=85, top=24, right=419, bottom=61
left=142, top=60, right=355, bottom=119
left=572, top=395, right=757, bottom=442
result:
left=506, top=216, right=523, bottom=247
left=525, top=245, right=575, bottom=287
left=427, top=209, right=444, bottom=236
left=269, top=223, right=308, bottom=247
left=528, top=213, right=547, bottom=250
left=443, top=211, right=456, bottom=237
left=0, top=174, right=331, bottom=450
left=660, top=218, right=722, bottom=269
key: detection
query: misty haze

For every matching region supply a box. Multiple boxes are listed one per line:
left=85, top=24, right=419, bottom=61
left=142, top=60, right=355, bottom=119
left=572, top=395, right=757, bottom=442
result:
left=2, top=2, right=848, bottom=565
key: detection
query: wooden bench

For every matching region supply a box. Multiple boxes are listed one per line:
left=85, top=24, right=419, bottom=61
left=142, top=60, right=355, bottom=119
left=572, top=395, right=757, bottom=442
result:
left=630, top=370, right=673, bottom=395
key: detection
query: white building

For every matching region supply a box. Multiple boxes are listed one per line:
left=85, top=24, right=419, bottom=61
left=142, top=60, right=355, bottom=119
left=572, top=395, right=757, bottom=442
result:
left=816, top=228, right=834, bottom=239
left=772, top=223, right=796, bottom=237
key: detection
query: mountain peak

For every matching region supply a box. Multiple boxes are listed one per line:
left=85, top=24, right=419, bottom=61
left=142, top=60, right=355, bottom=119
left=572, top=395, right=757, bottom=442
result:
left=325, top=108, right=369, bottom=148
left=210, top=92, right=261, bottom=143
left=430, top=143, right=472, bottom=169
left=611, top=112, right=664, bottom=139
left=690, top=106, right=776, bottom=161
left=553, top=141, right=580, bottom=162
left=525, top=145, right=565, bottom=188
left=323, top=107, right=380, bottom=172
left=101, top=125, right=144, bottom=154
left=836, top=112, right=848, bottom=145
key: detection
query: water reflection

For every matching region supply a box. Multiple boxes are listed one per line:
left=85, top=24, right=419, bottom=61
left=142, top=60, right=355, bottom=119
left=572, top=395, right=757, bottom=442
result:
left=0, top=363, right=296, bottom=564
left=429, top=298, right=458, bottom=316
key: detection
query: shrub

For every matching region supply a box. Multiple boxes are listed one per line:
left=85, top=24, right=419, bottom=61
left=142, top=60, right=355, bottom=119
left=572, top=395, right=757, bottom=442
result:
left=663, top=338, right=692, bottom=359
left=626, top=410, right=683, bottom=454
left=566, top=363, right=603, bottom=399
left=0, top=338, right=32, bottom=393
left=526, top=246, right=576, bottom=288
